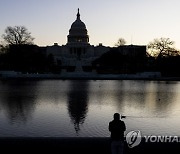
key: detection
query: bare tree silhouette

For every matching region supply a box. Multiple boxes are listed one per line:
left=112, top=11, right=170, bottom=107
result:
left=148, top=37, right=179, bottom=58
left=115, top=38, right=126, bottom=47
left=2, top=26, right=34, bottom=45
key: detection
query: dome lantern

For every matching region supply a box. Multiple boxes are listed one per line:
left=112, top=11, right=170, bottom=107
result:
left=77, top=8, right=80, bottom=20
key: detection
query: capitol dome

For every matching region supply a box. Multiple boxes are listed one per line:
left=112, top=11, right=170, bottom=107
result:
left=67, top=9, right=89, bottom=45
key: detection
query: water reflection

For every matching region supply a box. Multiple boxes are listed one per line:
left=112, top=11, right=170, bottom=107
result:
left=154, top=81, right=177, bottom=116
left=0, top=80, right=179, bottom=137
left=0, top=80, right=37, bottom=124
left=67, top=80, right=89, bottom=134
left=113, top=81, right=178, bottom=118
left=117, top=81, right=147, bottom=109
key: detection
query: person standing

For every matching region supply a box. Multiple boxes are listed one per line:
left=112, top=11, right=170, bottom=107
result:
left=109, top=113, right=126, bottom=154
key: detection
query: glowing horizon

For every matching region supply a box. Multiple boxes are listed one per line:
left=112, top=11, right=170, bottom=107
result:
left=0, top=0, right=180, bottom=49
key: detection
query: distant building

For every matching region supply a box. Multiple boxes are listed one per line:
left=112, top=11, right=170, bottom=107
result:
left=46, top=9, right=146, bottom=73
left=46, top=9, right=108, bottom=72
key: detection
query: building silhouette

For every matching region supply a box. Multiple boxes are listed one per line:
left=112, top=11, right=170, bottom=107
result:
left=0, top=9, right=145, bottom=75
left=46, top=9, right=110, bottom=73
left=46, top=9, right=146, bottom=74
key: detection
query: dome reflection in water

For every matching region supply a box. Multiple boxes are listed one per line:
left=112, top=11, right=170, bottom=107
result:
left=67, top=81, right=89, bottom=135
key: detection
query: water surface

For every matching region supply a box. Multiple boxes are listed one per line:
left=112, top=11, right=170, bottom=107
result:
left=0, top=80, right=180, bottom=137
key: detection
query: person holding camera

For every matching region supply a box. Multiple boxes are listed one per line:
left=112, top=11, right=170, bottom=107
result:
left=109, top=113, right=126, bottom=154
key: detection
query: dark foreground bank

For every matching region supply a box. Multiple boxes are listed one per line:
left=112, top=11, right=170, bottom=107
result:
left=0, top=137, right=179, bottom=154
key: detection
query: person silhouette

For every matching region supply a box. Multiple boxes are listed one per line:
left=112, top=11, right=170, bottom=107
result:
left=109, top=113, right=126, bottom=154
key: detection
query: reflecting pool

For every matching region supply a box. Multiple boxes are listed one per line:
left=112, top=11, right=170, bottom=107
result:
left=0, top=80, right=180, bottom=137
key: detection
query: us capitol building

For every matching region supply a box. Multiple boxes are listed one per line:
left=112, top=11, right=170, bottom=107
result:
left=46, top=9, right=109, bottom=73
left=46, top=9, right=146, bottom=74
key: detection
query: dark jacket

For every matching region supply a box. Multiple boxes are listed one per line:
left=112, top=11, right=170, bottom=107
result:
left=109, top=120, right=126, bottom=141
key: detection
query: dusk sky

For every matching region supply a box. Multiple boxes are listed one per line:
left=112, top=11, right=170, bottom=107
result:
left=0, top=0, right=180, bottom=49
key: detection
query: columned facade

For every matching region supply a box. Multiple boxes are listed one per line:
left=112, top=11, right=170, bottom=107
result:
left=46, top=9, right=146, bottom=74
left=46, top=9, right=107, bottom=72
